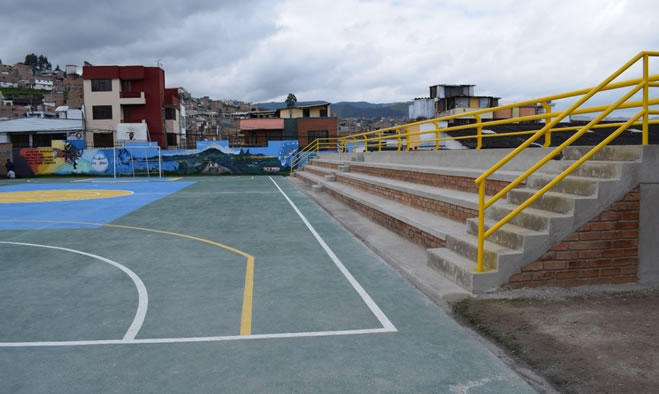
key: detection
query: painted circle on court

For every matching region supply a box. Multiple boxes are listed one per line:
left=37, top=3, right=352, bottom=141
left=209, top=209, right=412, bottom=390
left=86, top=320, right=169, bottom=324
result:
left=0, top=189, right=133, bottom=203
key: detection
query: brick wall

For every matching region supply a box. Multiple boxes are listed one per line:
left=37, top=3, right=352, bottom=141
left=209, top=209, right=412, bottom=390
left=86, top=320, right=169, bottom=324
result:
left=310, top=160, right=340, bottom=169
left=336, top=174, right=477, bottom=222
left=507, top=187, right=640, bottom=289
left=349, top=165, right=519, bottom=196
left=297, top=175, right=444, bottom=249
left=296, top=117, right=338, bottom=147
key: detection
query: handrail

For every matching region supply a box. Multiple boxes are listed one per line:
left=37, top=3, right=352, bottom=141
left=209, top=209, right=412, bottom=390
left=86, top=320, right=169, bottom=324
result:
left=474, top=50, right=658, bottom=272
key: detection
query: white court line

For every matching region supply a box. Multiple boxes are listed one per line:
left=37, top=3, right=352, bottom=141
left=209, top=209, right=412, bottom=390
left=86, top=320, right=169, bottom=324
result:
left=0, top=328, right=392, bottom=347
left=0, top=241, right=148, bottom=341
left=268, top=176, right=397, bottom=332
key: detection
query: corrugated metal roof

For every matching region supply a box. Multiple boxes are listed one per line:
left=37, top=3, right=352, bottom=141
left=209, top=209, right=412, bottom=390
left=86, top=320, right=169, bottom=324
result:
left=0, top=118, right=83, bottom=133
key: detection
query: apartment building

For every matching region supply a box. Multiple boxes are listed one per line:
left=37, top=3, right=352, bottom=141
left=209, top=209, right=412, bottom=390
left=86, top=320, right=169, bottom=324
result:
left=83, top=64, right=171, bottom=148
left=238, top=102, right=337, bottom=148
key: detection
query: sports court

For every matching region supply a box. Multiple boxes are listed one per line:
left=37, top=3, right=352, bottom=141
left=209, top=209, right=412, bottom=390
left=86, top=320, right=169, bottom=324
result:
left=0, top=176, right=535, bottom=393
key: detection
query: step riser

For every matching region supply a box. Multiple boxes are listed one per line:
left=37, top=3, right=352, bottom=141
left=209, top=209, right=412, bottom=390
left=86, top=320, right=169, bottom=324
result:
left=427, top=252, right=473, bottom=290
left=554, top=162, right=622, bottom=179
left=446, top=235, right=499, bottom=271
left=487, top=205, right=550, bottom=232
left=507, top=189, right=576, bottom=214
left=526, top=176, right=598, bottom=196
left=563, top=146, right=642, bottom=161
left=465, top=219, right=525, bottom=250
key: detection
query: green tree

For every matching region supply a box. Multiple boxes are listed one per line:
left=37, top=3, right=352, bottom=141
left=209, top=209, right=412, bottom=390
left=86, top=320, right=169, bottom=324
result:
left=285, top=93, right=297, bottom=108
left=24, top=53, right=52, bottom=72
left=24, top=53, right=38, bottom=71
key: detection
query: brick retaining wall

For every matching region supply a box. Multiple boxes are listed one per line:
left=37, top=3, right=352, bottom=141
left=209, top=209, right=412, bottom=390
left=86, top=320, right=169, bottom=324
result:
left=337, top=174, right=477, bottom=223
left=507, top=186, right=640, bottom=289
left=349, top=165, right=519, bottom=196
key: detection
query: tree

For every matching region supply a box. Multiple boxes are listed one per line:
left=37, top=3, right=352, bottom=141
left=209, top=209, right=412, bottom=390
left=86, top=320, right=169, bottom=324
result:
left=55, top=65, right=61, bottom=72
left=24, top=53, right=52, bottom=73
left=285, top=93, right=297, bottom=108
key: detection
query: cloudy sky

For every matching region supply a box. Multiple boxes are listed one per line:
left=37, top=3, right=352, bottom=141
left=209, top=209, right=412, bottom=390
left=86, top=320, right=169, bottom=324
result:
left=2, top=0, right=658, bottom=105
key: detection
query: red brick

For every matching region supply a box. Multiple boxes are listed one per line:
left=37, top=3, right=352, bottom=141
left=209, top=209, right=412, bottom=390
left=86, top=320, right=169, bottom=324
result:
left=543, top=261, right=567, bottom=270
left=568, top=260, right=598, bottom=269
left=532, top=271, right=554, bottom=280
left=555, top=271, right=578, bottom=279
left=577, top=269, right=600, bottom=278
left=521, top=262, right=543, bottom=272
left=600, top=267, right=622, bottom=276
left=580, top=232, right=602, bottom=241
left=578, top=250, right=602, bottom=259
left=621, top=266, right=638, bottom=275
left=568, top=241, right=611, bottom=250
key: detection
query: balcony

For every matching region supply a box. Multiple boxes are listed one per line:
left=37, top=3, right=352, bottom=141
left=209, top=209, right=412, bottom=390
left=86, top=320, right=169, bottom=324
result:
left=119, top=91, right=146, bottom=105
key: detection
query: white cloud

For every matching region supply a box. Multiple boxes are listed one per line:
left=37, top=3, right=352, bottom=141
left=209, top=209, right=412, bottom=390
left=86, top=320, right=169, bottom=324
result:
left=2, top=0, right=657, bottom=105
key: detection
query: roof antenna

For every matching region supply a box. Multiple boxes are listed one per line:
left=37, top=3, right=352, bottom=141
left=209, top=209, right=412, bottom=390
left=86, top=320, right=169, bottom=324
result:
left=156, top=59, right=162, bottom=68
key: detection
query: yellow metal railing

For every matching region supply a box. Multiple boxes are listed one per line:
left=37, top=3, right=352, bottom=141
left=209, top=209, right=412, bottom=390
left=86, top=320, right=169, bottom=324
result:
left=474, top=51, right=659, bottom=272
left=290, top=52, right=657, bottom=273
left=289, top=138, right=340, bottom=174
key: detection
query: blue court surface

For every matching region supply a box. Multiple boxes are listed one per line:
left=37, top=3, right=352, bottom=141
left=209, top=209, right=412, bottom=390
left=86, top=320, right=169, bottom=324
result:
left=0, top=176, right=535, bottom=393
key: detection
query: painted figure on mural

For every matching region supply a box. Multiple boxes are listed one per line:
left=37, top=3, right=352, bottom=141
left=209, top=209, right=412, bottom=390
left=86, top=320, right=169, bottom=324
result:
left=54, top=143, right=82, bottom=170
left=5, top=158, right=15, bottom=179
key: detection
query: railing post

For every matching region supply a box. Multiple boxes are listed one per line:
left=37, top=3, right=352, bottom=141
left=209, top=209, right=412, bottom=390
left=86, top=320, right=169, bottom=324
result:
left=378, top=131, right=383, bottom=152
left=474, top=114, right=482, bottom=150
left=477, top=181, right=485, bottom=273
left=404, top=127, right=411, bottom=151
left=542, top=101, right=553, bottom=147
left=643, top=53, right=649, bottom=145
left=396, top=128, right=402, bottom=151
left=433, top=121, right=440, bottom=151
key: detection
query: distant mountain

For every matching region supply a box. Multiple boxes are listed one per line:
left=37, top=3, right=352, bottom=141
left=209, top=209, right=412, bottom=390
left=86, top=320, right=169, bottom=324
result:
left=253, top=101, right=411, bottom=119
left=330, top=102, right=410, bottom=119
left=254, top=101, right=328, bottom=111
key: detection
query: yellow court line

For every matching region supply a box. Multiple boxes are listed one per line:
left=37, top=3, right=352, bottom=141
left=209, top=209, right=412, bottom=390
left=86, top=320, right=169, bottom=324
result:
left=0, top=219, right=254, bottom=336
left=168, top=177, right=182, bottom=182
left=71, top=178, right=96, bottom=183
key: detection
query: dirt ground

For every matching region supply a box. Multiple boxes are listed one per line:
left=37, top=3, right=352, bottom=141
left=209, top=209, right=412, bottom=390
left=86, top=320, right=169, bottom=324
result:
left=452, top=285, right=659, bottom=394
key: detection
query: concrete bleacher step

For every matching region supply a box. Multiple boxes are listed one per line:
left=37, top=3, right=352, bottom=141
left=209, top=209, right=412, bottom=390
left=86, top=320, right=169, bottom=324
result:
left=446, top=232, right=521, bottom=272
left=335, top=171, right=480, bottom=211
left=465, top=217, right=548, bottom=251
left=541, top=160, right=624, bottom=179
left=486, top=201, right=573, bottom=233
left=426, top=248, right=499, bottom=291
left=295, top=171, right=465, bottom=246
left=526, top=173, right=606, bottom=196
left=562, top=145, right=642, bottom=162
left=507, top=187, right=597, bottom=214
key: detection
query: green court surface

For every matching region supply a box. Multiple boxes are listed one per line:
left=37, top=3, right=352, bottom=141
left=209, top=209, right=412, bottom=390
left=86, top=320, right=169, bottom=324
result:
left=0, top=176, right=535, bottom=393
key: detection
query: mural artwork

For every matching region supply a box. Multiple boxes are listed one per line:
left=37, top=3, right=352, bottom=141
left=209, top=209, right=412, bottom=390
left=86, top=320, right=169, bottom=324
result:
left=11, top=140, right=299, bottom=177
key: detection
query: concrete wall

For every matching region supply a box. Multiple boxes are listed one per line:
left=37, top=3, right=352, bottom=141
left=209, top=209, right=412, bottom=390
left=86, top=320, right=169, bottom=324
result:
left=639, top=146, right=659, bottom=283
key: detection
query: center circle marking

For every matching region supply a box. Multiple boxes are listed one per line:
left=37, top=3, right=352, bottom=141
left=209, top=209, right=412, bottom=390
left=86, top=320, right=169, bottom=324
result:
left=0, top=189, right=133, bottom=203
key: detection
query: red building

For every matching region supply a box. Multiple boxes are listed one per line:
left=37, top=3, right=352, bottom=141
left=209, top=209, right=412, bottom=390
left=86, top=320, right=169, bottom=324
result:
left=83, top=65, right=180, bottom=148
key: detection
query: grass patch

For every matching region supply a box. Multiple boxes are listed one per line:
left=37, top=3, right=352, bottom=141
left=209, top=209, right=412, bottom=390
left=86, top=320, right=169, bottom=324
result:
left=453, top=299, right=521, bottom=355
left=0, top=88, right=50, bottom=96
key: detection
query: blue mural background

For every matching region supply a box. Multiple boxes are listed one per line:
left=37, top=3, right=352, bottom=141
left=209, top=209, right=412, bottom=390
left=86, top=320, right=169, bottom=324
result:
left=12, top=140, right=299, bottom=177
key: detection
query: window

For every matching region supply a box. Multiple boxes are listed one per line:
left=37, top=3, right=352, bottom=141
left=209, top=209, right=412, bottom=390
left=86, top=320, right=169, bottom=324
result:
left=307, top=130, right=328, bottom=149
left=92, top=105, right=113, bottom=120
left=165, top=107, right=176, bottom=120
left=121, top=80, right=132, bottom=92
left=10, top=134, right=30, bottom=148
left=93, top=133, right=114, bottom=148
left=319, top=109, right=328, bottom=117
left=123, top=106, right=131, bottom=122
left=91, top=79, right=112, bottom=92
left=167, top=133, right=178, bottom=146
left=303, top=108, right=310, bottom=117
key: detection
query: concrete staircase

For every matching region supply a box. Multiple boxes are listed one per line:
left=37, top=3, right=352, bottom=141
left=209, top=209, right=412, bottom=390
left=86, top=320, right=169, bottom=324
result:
left=293, top=146, right=643, bottom=293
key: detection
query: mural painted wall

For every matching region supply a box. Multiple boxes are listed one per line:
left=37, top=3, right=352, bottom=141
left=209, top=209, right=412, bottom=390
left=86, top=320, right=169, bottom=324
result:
left=12, top=140, right=299, bottom=177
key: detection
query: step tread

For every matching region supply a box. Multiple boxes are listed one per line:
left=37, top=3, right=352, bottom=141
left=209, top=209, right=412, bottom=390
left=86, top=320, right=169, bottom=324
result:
left=428, top=247, right=480, bottom=273
left=466, top=217, right=548, bottom=237
left=510, top=187, right=597, bottom=200
left=451, top=232, right=521, bottom=256
left=493, top=201, right=573, bottom=218
left=338, top=171, right=480, bottom=209
left=299, top=172, right=464, bottom=241
left=300, top=164, right=336, bottom=174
